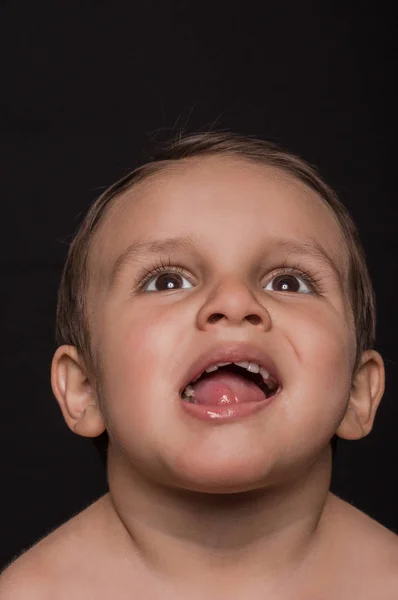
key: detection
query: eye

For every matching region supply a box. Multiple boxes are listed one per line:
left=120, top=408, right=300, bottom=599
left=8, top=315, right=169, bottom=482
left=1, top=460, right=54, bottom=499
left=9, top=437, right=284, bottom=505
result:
left=142, top=270, right=193, bottom=292
left=264, top=273, right=312, bottom=294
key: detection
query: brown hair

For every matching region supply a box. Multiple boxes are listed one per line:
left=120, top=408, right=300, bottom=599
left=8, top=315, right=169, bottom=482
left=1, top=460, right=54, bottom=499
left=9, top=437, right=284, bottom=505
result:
left=56, top=132, right=376, bottom=376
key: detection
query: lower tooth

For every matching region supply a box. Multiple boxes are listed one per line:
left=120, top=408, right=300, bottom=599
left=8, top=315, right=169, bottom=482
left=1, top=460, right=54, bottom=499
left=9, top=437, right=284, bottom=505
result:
left=182, top=385, right=196, bottom=403
left=184, top=396, right=196, bottom=404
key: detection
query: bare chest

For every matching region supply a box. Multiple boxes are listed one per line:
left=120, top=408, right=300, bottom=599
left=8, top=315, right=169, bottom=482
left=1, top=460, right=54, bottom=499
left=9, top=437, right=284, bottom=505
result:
left=51, top=566, right=398, bottom=600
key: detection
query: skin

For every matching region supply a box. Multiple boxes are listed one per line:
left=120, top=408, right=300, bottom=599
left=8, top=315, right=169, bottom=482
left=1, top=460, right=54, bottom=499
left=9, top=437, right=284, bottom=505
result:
left=2, top=156, right=395, bottom=599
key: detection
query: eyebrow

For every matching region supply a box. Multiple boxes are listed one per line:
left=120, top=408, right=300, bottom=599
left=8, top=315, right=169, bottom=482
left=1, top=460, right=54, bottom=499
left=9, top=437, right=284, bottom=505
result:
left=267, top=237, right=345, bottom=285
left=109, top=235, right=198, bottom=286
left=108, top=234, right=344, bottom=288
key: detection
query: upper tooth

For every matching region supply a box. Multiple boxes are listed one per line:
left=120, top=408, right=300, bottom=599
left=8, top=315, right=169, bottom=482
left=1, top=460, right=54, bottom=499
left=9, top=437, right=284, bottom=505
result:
left=183, top=384, right=195, bottom=397
left=266, top=377, right=278, bottom=390
left=236, top=362, right=272, bottom=383
left=201, top=360, right=275, bottom=386
left=235, top=361, right=261, bottom=374
left=205, top=361, right=233, bottom=373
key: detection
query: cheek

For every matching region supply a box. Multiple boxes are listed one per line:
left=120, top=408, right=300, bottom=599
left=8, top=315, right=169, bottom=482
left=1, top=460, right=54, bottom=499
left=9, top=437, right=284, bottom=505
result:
left=98, top=302, right=189, bottom=411
left=288, top=300, right=353, bottom=367
left=281, top=303, right=354, bottom=427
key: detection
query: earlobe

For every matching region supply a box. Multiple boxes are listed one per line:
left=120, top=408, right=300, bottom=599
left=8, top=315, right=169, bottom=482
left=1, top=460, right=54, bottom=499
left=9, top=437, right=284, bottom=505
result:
left=51, top=345, right=106, bottom=437
left=336, top=350, right=385, bottom=440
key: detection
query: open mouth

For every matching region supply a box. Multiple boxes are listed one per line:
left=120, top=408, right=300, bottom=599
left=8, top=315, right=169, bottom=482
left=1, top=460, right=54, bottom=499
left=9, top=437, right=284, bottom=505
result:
left=181, top=361, right=280, bottom=406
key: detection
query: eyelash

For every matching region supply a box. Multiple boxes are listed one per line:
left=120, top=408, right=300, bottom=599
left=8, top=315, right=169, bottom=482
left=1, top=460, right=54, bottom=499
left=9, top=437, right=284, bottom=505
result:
left=134, top=258, right=188, bottom=291
left=133, top=257, right=325, bottom=295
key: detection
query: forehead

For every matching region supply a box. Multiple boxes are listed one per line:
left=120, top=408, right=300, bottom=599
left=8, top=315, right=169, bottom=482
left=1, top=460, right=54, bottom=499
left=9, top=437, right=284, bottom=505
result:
left=92, top=156, right=347, bottom=280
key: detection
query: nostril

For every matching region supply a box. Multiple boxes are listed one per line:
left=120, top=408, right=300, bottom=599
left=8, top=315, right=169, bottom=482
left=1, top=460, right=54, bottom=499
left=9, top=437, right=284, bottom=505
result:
left=246, top=314, right=262, bottom=325
left=208, top=313, right=224, bottom=324
left=207, top=313, right=264, bottom=325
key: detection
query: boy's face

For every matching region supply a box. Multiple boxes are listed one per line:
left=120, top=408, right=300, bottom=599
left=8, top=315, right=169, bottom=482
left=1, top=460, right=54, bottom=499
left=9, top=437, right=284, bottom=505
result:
left=90, top=156, right=355, bottom=491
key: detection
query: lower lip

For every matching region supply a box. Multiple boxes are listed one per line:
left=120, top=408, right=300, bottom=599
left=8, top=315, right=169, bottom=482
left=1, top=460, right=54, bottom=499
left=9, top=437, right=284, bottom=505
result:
left=180, top=394, right=277, bottom=423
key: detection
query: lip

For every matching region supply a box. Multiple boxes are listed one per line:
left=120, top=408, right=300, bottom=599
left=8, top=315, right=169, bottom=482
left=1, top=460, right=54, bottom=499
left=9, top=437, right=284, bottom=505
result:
left=178, top=341, right=281, bottom=396
left=180, top=395, right=278, bottom=423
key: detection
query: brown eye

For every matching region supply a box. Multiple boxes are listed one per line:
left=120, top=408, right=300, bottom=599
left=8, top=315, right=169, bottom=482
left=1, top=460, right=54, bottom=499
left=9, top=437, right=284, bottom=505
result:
left=142, top=271, right=193, bottom=292
left=272, top=275, right=300, bottom=292
left=264, top=274, right=312, bottom=294
left=152, top=273, right=183, bottom=291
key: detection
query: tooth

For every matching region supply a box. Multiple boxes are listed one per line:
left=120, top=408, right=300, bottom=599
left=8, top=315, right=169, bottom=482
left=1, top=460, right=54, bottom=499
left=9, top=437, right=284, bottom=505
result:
left=234, top=361, right=249, bottom=368
left=267, top=377, right=278, bottom=390
left=183, top=385, right=195, bottom=397
left=260, top=367, right=270, bottom=380
left=183, top=395, right=196, bottom=403
left=247, top=362, right=260, bottom=373
left=182, top=384, right=196, bottom=403
left=216, top=362, right=231, bottom=367
left=205, top=365, right=218, bottom=373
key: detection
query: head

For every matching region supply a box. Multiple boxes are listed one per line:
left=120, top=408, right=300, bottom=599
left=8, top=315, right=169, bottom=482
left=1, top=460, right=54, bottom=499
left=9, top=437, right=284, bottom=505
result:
left=51, top=132, right=384, bottom=491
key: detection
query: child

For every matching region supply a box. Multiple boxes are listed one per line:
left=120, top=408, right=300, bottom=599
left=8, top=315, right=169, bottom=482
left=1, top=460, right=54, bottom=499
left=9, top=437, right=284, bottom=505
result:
left=2, top=132, right=397, bottom=598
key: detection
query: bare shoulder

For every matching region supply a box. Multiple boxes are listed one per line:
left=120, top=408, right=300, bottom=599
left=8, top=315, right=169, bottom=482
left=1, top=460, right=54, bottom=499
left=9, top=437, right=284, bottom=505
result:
left=324, top=493, right=398, bottom=598
left=328, top=493, right=398, bottom=554
left=0, top=494, right=122, bottom=599
left=0, top=551, right=51, bottom=600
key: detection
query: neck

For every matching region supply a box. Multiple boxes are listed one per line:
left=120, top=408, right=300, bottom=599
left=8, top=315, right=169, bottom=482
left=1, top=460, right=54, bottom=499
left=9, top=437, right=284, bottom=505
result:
left=105, top=446, right=333, bottom=594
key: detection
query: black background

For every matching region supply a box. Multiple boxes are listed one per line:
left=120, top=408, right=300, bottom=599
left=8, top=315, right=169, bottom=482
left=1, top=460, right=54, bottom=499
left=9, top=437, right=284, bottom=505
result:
left=1, top=1, right=397, bottom=570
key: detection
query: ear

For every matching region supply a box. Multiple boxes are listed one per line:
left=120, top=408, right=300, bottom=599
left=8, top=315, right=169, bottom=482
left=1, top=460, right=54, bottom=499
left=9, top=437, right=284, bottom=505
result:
left=336, top=350, right=385, bottom=440
left=51, top=345, right=106, bottom=437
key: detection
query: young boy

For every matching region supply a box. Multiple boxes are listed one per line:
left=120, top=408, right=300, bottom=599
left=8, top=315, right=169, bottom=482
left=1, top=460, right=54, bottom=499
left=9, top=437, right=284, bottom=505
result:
left=1, top=132, right=397, bottom=599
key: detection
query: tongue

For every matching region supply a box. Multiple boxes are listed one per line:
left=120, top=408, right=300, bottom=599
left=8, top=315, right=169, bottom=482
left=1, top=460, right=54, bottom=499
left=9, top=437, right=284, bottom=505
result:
left=192, top=372, right=266, bottom=406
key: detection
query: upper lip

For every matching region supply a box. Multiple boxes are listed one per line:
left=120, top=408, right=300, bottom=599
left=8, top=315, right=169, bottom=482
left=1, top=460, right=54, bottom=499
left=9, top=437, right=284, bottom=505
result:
left=179, top=341, right=281, bottom=395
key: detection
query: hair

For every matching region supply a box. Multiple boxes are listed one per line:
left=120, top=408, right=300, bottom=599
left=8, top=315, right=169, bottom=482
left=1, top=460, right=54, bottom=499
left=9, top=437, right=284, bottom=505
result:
left=55, top=131, right=376, bottom=463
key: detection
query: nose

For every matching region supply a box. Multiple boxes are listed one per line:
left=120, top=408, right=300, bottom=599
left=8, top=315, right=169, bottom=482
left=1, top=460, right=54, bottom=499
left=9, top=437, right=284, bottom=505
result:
left=196, top=276, right=272, bottom=332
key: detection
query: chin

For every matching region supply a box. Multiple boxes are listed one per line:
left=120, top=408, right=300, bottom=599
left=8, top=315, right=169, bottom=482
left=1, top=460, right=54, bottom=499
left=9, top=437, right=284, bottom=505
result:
left=180, top=480, right=267, bottom=496
left=170, top=452, right=277, bottom=495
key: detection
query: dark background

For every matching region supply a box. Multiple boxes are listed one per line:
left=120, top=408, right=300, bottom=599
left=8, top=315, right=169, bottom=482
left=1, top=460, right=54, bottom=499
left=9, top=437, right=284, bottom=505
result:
left=1, top=1, right=397, bottom=570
